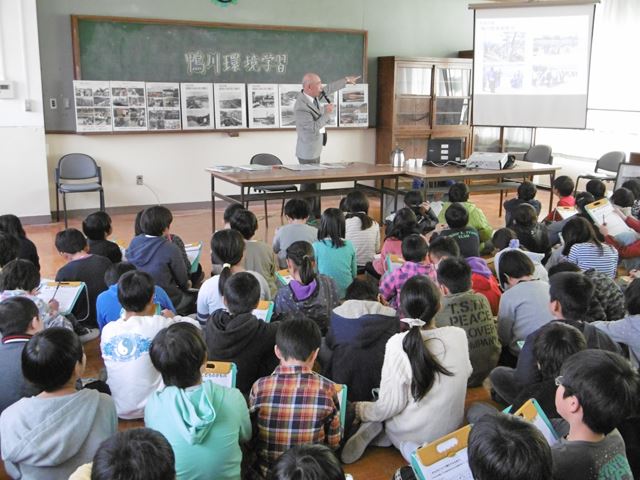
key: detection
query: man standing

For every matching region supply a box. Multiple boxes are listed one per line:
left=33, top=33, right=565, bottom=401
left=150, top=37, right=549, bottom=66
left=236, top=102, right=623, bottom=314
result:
left=294, top=72, right=359, bottom=219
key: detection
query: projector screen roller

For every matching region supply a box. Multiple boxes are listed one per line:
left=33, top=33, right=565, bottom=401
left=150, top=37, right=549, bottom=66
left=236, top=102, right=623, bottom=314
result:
left=473, top=4, right=595, bottom=128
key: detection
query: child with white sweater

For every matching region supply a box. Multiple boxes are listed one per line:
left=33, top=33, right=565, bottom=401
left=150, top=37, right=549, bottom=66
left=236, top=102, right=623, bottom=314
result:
left=341, top=275, right=472, bottom=464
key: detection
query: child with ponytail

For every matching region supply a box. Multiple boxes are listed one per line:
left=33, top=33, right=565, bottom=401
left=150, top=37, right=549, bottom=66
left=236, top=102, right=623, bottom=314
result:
left=344, top=191, right=381, bottom=272
left=341, top=276, right=471, bottom=464
left=274, top=241, right=340, bottom=335
left=196, top=229, right=270, bottom=323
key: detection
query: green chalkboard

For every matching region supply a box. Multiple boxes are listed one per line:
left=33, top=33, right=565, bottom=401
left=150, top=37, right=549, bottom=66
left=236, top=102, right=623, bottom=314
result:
left=72, top=16, right=367, bottom=84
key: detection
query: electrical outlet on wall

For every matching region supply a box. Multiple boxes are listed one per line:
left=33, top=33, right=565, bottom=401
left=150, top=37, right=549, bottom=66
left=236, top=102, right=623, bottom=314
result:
left=136, top=175, right=144, bottom=185
left=49, top=98, right=57, bottom=109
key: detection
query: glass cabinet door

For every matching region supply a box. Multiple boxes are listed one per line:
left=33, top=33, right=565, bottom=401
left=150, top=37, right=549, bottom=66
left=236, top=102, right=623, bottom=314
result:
left=473, top=127, right=501, bottom=152
left=395, top=64, right=432, bottom=129
left=394, top=136, right=428, bottom=160
left=434, top=67, right=471, bottom=126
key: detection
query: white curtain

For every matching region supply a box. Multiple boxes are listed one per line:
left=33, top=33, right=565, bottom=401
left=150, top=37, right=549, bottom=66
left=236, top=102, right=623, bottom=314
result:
left=589, top=0, right=640, bottom=112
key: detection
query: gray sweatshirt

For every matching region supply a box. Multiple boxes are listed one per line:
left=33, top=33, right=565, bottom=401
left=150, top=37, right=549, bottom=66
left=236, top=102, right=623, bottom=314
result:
left=0, top=389, right=117, bottom=479
left=497, top=280, right=555, bottom=355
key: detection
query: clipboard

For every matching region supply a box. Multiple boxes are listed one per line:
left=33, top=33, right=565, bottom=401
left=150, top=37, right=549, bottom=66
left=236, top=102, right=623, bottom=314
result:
left=276, top=269, right=293, bottom=285
left=36, top=280, right=86, bottom=315
left=512, top=398, right=559, bottom=446
left=584, top=198, right=633, bottom=237
left=386, top=254, right=405, bottom=273
left=317, top=374, right=348, bottom=438
left=253, top=300, right=274, bottom=323
left=410, top=425, right=474, bottom=480
left=202, top=361, right=237, bottom=388
left=184, top=242, right=203, bottom=274
left=556, top=206, right=578, bottom=220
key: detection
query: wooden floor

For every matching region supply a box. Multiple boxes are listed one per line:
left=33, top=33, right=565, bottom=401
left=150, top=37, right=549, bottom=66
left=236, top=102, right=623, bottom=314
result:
left=3, top=190, right=524, bottom=479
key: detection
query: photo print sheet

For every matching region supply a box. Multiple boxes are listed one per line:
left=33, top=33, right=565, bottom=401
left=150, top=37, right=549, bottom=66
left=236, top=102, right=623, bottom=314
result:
left=146, top=82, right=181, bottom=131
left=248, top=84, right=279, bottom=128
left=180, top=83, right=215, bottom=130
left=338, top=83, right=368, bottom=127
left=73, top=80, right=112, bottom=132
left=214, top=83, right=247, bottom=129
left=110, top=81, right=147, bottom=131
left=278, top=84, right=300, bottom=128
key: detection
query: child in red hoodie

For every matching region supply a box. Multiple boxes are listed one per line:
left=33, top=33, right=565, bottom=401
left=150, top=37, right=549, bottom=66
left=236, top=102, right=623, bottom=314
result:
left=544, top=176, right=575, bottom=222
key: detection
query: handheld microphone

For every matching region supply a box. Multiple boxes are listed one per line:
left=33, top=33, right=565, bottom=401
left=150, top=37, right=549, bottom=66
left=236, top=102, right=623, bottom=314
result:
left=320, top=90, right=331, bottom=104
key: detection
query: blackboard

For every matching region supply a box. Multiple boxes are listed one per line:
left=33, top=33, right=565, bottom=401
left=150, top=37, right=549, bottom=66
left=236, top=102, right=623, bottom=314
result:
left=71, top=16, right=367, bottom=85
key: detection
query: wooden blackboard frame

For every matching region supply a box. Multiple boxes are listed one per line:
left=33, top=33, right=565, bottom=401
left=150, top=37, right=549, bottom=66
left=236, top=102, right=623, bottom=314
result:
left=69, top=15, right=368, bottom=134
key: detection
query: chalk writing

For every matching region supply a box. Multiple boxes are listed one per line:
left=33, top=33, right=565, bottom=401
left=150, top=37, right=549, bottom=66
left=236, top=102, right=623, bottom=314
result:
left=185, top=50, right=288, bottom=75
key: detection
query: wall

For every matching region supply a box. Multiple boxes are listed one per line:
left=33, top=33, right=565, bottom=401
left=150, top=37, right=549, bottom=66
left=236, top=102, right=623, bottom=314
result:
left=0, top=0, right=50, bottom=219
left=35, top=0, right=473, bottom=212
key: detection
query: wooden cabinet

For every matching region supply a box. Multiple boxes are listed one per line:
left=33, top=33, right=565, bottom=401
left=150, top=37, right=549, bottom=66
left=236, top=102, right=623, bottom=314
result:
left=376, top=56, right=473, bottom=165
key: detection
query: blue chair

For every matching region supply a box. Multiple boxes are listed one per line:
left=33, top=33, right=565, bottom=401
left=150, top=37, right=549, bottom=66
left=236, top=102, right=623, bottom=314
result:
left=55, top=153, right=104, bottom=227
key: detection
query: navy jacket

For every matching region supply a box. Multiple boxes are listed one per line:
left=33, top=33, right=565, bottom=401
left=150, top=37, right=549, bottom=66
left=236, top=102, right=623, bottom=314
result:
left=125, top=235, right=189, bottom=305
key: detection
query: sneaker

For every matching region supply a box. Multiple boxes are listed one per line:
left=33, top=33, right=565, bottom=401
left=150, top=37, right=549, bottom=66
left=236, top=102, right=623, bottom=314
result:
left=77, top=326, right=100, bottom=343
left=341, top=421, right=383, bottom=464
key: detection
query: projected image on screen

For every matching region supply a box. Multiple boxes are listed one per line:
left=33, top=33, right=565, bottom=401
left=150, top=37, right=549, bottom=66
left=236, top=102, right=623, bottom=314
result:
left=473, top=5, right=595, bottom=128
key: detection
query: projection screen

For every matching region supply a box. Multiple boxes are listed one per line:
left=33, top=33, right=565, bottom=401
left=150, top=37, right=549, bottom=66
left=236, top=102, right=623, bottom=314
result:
left=472, top=3, right=596, bottom=128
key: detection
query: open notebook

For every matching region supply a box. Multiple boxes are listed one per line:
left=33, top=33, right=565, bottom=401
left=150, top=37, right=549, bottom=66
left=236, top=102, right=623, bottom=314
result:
left=253, top=300, right=274, bottom=323
left=36, top=280, right=85, bottom=315
left=184, top=242, right=203, bottom=273
left=202, top=361, right=237, bottom=388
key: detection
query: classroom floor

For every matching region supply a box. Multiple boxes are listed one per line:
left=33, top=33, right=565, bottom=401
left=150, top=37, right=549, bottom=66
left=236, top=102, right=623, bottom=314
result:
left=3, top=190, right=530, bottom=479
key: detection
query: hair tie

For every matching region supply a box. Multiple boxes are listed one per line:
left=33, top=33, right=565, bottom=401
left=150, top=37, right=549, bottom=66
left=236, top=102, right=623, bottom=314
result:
left=400, top=317, right=426, bottom=328
left=508, top=239, right=520, bottom=249
left=302, top=254, right=311, bottom=260
left=222, top=263, right=231, bottom=269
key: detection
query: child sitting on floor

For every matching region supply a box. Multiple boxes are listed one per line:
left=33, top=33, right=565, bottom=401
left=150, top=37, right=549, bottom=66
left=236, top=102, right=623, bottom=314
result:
left=81, top=428, right=176, bottom=480
left=146, top=322, right=251, bottom=479
left=369, top=207, right=421, bottom=278
left=586, top=178, right=607, bottom=201
left=386, top=190, right=439, bottom=234
left=96, top=262, right=175, bottom=331
left=274, top=241, right=340, bottom=335
left=622, top=179, right=640, bottom=219
left=429, top=236, right=502, bottom=315
left=197, top=228, right=270, bottom=323
left=503, top=180, right=542, bottom=227
left=551, top=350, right=639, bottom=479
left=249, top=319, right=342, bottom=479
left=0, top=328, right=117, bottom=479
left=490, top=272, right=621, bottom=406
left=128, top=206, right=194, bottom=314
left=205, top=272, right=279, bottom=395
left=437, top=182, right=493, bottom=252
left=55, top=228, right=112, bottom=326
left=592, top=277, right=640, bottom=368
left=432, top=202, right=480, bottom=258
left=508, top=203, right=550, bottom=259
left=497, top=250, right=554, bottom=358
left=272, top=444, right=346, bottom=480
left=492, top=228, right=549, bottom=283
left=435, top=257, right=500, bottom=387
left=0, top=297, right=43, bottom=414
left=544, top=175, right=575, bottom=222
left=343, top=275, right=471, bottom=464
left=312, top=208, right=357, bottom=298
left=100, top=270, right=199, bottom=419
left=82, top=211, right=122, bottom=264
left=0, top=214, right=39, bottom=271
left=344, top=190, right=380, bottom=272
left=272, top=198, right=317, bottom=269
left=230, top=208, right=278, bottom=296
left=325, top=278, right=398, bottom=401
left=379, top=233, right=436, bottom=309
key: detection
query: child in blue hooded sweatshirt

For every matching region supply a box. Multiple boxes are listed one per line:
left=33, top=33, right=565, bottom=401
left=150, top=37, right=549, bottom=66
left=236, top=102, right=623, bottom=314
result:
left=145, top=322, right=251, bottom=480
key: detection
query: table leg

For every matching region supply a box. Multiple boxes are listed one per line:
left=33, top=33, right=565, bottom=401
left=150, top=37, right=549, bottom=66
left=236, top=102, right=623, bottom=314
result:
left=394, top=176, right=399, bottom=211
left=211, top=175, right=216, bottom=233
left=548, top=171, right=556, bottom=214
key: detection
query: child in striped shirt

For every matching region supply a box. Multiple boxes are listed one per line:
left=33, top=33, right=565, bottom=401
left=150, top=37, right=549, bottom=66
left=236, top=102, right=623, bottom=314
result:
left=344, top=191, right=380, bottom=272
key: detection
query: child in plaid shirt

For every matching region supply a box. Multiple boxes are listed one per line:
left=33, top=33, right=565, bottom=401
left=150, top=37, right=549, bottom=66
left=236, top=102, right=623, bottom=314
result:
left=248, top=319, right=341, bottom=479
left=379, top=234, right=436, bottom=310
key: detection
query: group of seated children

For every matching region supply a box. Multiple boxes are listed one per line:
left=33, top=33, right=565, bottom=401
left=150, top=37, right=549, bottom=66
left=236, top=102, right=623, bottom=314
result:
left=2, top=173, right=640, bottom=480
